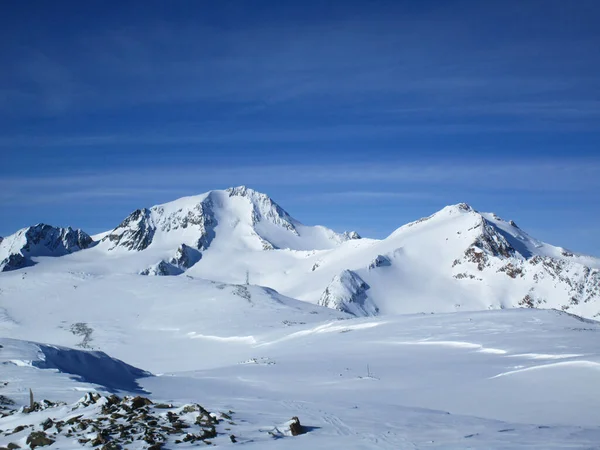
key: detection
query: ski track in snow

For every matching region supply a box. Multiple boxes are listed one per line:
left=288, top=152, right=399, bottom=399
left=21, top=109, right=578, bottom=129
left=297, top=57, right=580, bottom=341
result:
left=186, top=332, right=257, bottom=344
left=379, top=339, right=508, bottom=355
left=490, top=360, right=600, bottom=378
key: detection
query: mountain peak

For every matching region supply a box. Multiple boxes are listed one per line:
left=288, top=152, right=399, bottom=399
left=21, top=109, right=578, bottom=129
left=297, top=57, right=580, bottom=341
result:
left=225, top=185, right=296, bottom=232
left=101, top=187, right=357, bottom=254
left=225, top=185, right=255, bottom=197
left=436, top=203, right=476, bottom=216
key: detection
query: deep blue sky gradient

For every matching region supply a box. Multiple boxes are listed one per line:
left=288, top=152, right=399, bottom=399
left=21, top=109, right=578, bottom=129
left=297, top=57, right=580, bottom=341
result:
left=1, top=0, right=599, bottom=255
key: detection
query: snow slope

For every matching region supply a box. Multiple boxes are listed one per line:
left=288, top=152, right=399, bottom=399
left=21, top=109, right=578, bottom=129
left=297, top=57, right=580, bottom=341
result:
left=0, top=271, right=349, bottom=372
left=1, top=305, right=600, bottom=449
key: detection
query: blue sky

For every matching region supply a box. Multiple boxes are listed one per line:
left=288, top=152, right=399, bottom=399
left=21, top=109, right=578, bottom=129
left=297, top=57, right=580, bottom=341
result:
left=1, top=0, right=599, bottom=255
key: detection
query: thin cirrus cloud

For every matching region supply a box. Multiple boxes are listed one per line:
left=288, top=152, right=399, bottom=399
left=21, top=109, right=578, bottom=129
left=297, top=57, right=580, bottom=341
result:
left=1, top=109, right=599, bottom=152
left=1, top=159, right=598, bottom=206
left=1, top=5, right=598, bottom=122
left=297, top=191, right=439, bottom=202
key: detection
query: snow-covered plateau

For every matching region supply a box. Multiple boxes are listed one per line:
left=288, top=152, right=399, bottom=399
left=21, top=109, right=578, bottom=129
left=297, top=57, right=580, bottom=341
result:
left=1, top=186, right=599, bottom=449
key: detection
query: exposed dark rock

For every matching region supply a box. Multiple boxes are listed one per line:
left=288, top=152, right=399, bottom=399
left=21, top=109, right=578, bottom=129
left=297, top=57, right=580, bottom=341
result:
left=0, top=394, right=15, bottom=406
left=168, top=244, right=201, bottom=269
left=26, top=431, right=54, bottom=448
left=319, top=270, right=378, bottom=316
left=368, top=254, right=391, bottom=269
left=0, top=253, right=28, bottom=272
left=288, top=416, right=304, bottom=436
left=1, top=224, right=94, bottom=272
left=105, top=209, right=155, bottom=251
left=130, top=396, right=152, bottom=409
left=41, top=418, right=53, bottom=430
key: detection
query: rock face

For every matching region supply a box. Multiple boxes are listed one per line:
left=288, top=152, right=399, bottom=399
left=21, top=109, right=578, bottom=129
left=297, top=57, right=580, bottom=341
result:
left=104, top=208, right=156, bottom=251
left=103, top=198, right=217, bottom=252
left=140, top=260, right=182, bottom=276
left=319, top=270, right=379, bottom=317
left=0, top=224, right=94, bottom=272
left=141, top=243, right=202, bottom=276
left=368, top=255, right=391, bottom=269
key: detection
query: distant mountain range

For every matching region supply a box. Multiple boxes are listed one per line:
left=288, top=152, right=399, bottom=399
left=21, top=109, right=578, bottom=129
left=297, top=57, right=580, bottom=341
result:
left=1, top=186, right=598, bottom=319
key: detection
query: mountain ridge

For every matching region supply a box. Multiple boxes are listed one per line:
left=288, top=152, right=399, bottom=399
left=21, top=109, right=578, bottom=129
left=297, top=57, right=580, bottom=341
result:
left=0, top=187, right=598, bottom=320
left=0, top=224, right=94, bottom=272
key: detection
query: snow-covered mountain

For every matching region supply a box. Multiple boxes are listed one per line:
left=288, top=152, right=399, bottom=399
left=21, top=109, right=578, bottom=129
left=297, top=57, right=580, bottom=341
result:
left=1, top=188, right=598, bottom=320
left=2, top=188, right=600, bottom=449
left=0, top=224, right=94, bottom=272
left=99, top=186, right=360, bottom=274
left=281, top=202, right=600, bottom=319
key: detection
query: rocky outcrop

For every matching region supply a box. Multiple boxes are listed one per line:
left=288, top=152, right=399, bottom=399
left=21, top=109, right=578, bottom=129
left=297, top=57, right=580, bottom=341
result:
left=104, top=208, right=155, bottom=251
left=140, top=260, right=183, bottom=276
left=140, top=243, right=202, bottom=276
left=169, top=244, right=202, bottom=269
left=451, top=213, right=600, bottom=315
left=1, top=393, right=239, bottom=449
left=0, top=224, right=94, bottom=272
left=0, top=253, right=28, bottom=272
left=342, top=231, right=361, bottom=240
left=368, top=255, right=391, bottom=269
left=319, top=270, right=378, bottom=317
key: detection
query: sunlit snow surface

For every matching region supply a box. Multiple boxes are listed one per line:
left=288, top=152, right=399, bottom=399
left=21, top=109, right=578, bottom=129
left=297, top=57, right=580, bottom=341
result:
left=1, top=273, right=599, bottom=448
left=1, top=191, right=600, bottom=448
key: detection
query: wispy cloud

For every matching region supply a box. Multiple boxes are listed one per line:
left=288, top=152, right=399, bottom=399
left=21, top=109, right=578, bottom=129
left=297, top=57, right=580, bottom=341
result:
left=1, top=159, right=598, bottom=207
left=298, top=191, right=438, bottom=203
left=0, top=188, right=192, bottom=206
left=2, top=5, right=598, bottom=126
left=2, top=111, right=599, bottom=151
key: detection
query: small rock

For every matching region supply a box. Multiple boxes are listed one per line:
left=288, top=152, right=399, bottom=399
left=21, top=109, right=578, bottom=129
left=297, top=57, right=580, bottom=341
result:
left=288, top=416, right=304, bottom=436
left=91, top=432, right=107, bottom=446
left=153, top=403, right=173, bottom=409
left=106, top=395, right=121, bottom=406
left=131, top=396, right=152, bottom=409
left=26, top=431, right=55, bottom=449
left=66, top=415, right=83, bottom=425
left=41, top=418, right=53, bottom=431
